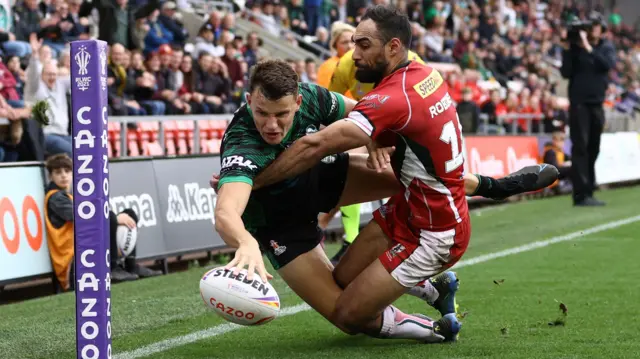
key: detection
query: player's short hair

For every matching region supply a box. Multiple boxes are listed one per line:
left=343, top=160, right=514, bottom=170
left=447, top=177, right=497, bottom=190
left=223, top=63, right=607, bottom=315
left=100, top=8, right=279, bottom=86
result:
left=249, top=59, right=299, bottom=101
left=362, top=5, right=412, bottom=49
left=46, top=153, right=72, bottom=174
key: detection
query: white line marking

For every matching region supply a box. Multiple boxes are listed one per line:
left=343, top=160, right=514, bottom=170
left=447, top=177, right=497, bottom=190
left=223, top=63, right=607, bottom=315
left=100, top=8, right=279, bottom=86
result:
left=453, top=215, right=640, bottom=269
left=114, top=303, right=311, bottom=359
left=115, top=215, right=640, bottom=359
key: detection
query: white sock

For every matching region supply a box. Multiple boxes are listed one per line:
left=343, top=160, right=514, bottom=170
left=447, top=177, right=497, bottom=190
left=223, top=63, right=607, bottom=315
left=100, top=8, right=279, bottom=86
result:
left=407, top=280, right=439, bottom=304
left=378, top=306, right=444, bottom=343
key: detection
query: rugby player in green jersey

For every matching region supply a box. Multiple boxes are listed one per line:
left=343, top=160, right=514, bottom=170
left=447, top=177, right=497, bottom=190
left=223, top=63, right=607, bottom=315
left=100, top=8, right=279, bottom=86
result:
left=212, top=59, right=558, bottom=342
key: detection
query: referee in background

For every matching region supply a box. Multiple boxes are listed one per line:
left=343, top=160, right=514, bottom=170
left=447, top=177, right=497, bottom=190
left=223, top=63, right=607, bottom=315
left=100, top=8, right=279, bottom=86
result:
left=560, top=11, right=616, bottom=207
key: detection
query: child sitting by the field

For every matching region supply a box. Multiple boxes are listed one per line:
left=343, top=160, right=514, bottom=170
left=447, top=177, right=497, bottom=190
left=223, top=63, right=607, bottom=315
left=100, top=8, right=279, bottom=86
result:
left=44, top=154, right=162, bottom=293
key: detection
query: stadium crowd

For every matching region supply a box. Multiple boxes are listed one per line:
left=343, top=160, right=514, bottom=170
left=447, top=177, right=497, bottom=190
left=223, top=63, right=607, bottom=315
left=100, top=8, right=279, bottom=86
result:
left=0, top=0, right=638, bottom=163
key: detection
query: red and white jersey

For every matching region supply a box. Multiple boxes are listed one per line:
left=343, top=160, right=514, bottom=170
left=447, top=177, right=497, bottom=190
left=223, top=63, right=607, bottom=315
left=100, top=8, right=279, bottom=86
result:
left=346, top=61, right=468, bottom=231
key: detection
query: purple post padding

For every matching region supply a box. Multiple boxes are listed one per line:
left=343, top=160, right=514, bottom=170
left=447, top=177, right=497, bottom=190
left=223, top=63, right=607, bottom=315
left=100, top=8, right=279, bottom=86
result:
left=71, top=39, right=112, bottom=359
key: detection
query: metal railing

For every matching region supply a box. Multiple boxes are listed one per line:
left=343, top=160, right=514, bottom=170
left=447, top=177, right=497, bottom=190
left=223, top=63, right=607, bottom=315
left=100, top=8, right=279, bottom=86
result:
left=188, top=0, right=234, bottom=14
left=239, top=8, right=332, bottom=60
left=478, top=113, right=546, bottom=135
left=111, top=114, right=233, bottom=157
left=110, top=109, right=637, bottom=158
left=604, top=108, right=639, bottom=132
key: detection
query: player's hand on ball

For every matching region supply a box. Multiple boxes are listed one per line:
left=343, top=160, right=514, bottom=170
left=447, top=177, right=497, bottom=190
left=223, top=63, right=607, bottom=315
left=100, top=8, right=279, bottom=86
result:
left=117, top=213, right=136, bottom=229
left=225, top=240, right=273, bottom=283
left=367, top=144, right=395, bottom=172
left=210, top=173, right=221, bottom=194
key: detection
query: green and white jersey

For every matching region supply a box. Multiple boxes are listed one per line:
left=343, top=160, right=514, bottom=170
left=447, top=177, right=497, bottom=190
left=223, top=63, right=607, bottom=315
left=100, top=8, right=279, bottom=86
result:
left=218, top=83, right=346, bottom=233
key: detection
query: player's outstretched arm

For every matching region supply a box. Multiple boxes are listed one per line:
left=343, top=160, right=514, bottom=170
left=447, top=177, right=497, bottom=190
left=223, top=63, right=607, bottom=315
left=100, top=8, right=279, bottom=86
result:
left=214, top=182, right=272, bottom=282
left=253, top=120, right=371, bottom=189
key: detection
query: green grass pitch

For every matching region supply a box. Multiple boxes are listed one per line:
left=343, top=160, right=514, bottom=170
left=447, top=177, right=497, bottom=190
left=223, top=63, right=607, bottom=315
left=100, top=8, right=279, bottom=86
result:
left=2, top=186, right=640, bottom=359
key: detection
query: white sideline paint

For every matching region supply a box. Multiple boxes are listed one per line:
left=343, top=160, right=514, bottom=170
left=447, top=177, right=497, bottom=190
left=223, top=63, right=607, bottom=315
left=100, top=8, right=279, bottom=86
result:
left=114, top=303, right=311, bottom=359
left=114, top=215, right=640, bottom=359
left=453, top=215, right=640, bottom=269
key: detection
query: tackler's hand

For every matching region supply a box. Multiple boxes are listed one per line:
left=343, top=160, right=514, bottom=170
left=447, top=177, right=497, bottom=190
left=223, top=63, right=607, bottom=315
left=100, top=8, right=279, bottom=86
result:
left=210, top=173, right=221, bottom=194
left=366, top=142, right=395, bottom=173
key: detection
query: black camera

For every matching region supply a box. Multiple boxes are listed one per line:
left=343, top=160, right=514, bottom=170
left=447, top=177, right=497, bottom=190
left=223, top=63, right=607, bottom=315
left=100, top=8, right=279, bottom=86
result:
left=566, top=18, right=593, bottom=43
left=565, top=11, right=607, bottom=44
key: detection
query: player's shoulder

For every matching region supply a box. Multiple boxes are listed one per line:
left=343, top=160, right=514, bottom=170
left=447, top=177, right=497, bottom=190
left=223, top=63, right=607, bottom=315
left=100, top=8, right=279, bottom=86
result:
left=408, top=50, right=426, bottom=65
left=222, top=105, right=260, bottom=146
left=356, top=87, right=407, bottom=115
left=298, top=81, right=320, bottom=96
left=405, top=63, right=447, bottom=99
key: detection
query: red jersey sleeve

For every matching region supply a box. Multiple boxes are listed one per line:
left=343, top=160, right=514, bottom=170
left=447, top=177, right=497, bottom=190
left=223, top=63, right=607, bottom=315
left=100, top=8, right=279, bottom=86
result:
left=346, top=92, right=409, bottom=141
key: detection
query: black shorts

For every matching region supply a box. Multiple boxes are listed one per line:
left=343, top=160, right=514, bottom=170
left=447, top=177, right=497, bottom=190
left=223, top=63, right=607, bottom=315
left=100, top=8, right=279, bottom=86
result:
left=255, top=152, right=349, bottom=270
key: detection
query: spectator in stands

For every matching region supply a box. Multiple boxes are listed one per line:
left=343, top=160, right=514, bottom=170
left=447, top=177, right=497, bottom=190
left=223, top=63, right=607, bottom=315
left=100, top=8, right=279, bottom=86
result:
left=158, top=1, right=188, bottom=47
left=304, top=58, right=317, bottom=83
left=193, top=24, right=224, bottom=59
left=25, top=36, right=71, bottom=157
left=13, top=0, right=42, bottom=43
left=457, top=87, right=480, bottom=134
left=133, top=69, right=166, bottom=116
left=79, top=0, right=157, bottom=51
left=67, top=0, right=91, bottom=39
left=316, top=22, right=354, bottom=88
left=481, top=89, right=507, bottom=132
left=38, top=0, right=80, bottom=57
left=0, top=57, right=24, bottom=108
left=543, top=95, right=568, bottom=133
left=57, top=49, right=71, bottom=78
left=132, top=14, right=151, bottom=51
left=178, top=54, right=209, bottom=114
left=303, top=0, right=322, bottom=36
left=202, top=10, right=222, bottom=41
left=44, top=154, right=162, bottom=292
left=221, top=13, right=236, bottom=33
left=144, top=9, right=174, bottom=55
left=542, top=131, right=572, bottom=195
left=147, top=51, right=189, bottom=114
left=294, top=59, right=309, bottom=82
left=0, top=30, right=32, bottom=59
left=0, top=96, right=32, bottom=162
left=108, top=43, right=146, bottom=116
left=256, top=0, right=280, bottom=36
left=243, top=31, right=269, bottom=69
left=287, top=0, right=307, bottom=36
left=194, top=53, right=230, bottom=114
left=6, top=55, right=26, bottom=101
left=220, top=42, right=243, bottom=90
left=313, top=26, right=329, bottom=51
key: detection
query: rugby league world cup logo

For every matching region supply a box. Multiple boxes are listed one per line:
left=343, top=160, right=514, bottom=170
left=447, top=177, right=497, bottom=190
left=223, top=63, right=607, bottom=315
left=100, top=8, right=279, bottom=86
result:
left=75, top=45, right=91, bottom=91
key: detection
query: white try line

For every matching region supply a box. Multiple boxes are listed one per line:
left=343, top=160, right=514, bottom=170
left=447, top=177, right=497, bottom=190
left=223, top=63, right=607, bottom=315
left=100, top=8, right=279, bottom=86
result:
left=114, top=215, right=640, bottom=359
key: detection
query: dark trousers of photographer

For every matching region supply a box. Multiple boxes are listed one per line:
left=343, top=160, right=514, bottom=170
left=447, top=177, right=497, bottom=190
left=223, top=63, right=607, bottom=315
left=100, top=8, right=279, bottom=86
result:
left=569, top=104, right=604, bottom=203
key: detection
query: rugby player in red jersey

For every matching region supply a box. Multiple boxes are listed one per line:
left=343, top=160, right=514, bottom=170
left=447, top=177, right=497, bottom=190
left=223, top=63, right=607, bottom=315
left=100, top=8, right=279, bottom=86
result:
left=246, top=5, right=545, bottom=342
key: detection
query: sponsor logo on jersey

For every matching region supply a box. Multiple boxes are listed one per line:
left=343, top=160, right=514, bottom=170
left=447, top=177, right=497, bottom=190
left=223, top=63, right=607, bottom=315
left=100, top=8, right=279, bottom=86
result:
left=320, top=155, right=337, bottom=164
left=360, top=94, right=390, bottom=110
left=386, top=243, right=405, bottom=261
left=413, top=70, right=444, bottom=99
left=270, top=240, right=287, bottom=256
left=429, top=92, right=454, bottom=118
left=361, top=94, right=390, bottom=103
left=330, top=93, right=338, bottom=116
left=221, top=155, right=258, bottom=170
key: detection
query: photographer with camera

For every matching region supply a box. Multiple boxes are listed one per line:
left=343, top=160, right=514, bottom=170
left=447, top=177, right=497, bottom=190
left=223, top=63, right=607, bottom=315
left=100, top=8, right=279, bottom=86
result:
left=560, top=12, right=616, bottom=207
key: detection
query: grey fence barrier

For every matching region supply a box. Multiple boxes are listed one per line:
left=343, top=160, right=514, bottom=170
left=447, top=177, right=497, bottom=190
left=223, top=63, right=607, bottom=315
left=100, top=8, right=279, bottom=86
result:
left=109, top=156, right=227, bottom=260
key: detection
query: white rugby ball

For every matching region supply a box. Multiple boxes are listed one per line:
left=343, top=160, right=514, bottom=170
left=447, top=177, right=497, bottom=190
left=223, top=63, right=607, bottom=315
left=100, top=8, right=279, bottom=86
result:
left=199, top=267, right=280, bottom=326
left=116, top=225, right=137, bottom=257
